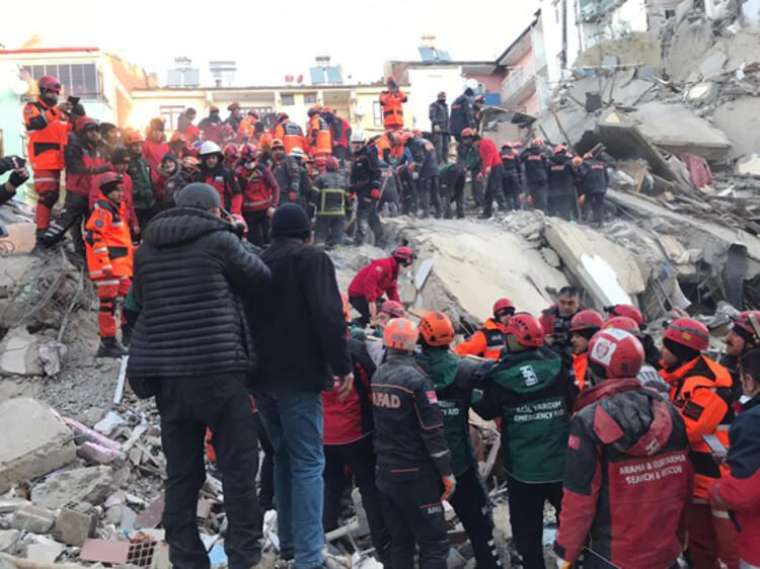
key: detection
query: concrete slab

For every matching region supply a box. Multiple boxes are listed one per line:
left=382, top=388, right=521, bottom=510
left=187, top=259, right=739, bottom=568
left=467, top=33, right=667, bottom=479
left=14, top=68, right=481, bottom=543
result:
left=0, top=398, right=76, bottom=493
left=666, top=18, right=715, bottom=81
left=712, top=97, right=760, bottom=161
left=25, top=540, right=64, bottom=565
left=53, top=508, right=97, bottom=546
left=32, top=466, right=115, bottom=511
left=0, top=328, right=43, bottom=376
left=10, top=505, right=56, bottom=534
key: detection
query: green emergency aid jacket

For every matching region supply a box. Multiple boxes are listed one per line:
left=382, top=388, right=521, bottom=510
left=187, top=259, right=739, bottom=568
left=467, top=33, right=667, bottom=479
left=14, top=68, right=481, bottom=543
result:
left=474, top=346, right=570, bottom=483
left=127, top=156, right=155, bottom=210
left=416, top=347, right=492, bottom=476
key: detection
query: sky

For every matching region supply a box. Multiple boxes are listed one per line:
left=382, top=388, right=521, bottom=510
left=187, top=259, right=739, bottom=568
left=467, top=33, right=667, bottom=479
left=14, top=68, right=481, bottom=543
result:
left=2, top=0, right=539, bottom=86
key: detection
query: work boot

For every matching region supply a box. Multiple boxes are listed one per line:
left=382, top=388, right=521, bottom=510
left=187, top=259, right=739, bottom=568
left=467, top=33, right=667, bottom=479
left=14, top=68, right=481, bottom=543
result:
left=121, top=325, right=132, bottom=347
left=96, top=338, right=127, bottom=358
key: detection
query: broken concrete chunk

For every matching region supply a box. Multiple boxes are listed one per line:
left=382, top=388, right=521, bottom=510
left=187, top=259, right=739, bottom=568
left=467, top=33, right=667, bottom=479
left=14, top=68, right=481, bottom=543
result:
left=25, top=539, right=64, bottom=565
left=0, top=530, right=20, bottom=553
left=0, top=398, right=76, bottom=494
left=11, top=505, right=56, bottom=534
left=0, top=328, right=44, bottom=376
left=53, top=508, right=97, bottom=546
left=736, top=154, right=760, bottom=176
left=31, top=466, right=115, bottom=511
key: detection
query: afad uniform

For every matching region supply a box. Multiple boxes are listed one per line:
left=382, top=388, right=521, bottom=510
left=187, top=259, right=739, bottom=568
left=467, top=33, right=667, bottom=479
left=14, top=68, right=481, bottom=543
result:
left=379, top=89, right=407, bottom=131
left=85, top=199, right=134, bottom=340
left=372, top=352, right=451, bottom=569
left=23, top=98, right=70, bottom=230
left=455, top=318, right=508, bottom=361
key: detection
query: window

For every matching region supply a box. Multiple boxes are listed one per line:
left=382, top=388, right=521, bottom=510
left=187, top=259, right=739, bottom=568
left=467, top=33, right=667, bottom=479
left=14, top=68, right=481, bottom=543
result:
left=280, top=94, right=295, bottom=106
left=303, top=93, right=318, bottom=104
left=23, top=63, right=102, bottom=98
left=159, top=105, right=186, bottom=131
left=372, top=101, right=383, bottom=127
left=665, top=9, right=676, bottom=18
left=245, top=106, right=272, bottom=116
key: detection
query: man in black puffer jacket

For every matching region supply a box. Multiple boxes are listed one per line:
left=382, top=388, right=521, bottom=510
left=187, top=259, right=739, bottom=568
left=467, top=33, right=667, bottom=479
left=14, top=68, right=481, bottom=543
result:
left=127, top=183, right=271, bottom=569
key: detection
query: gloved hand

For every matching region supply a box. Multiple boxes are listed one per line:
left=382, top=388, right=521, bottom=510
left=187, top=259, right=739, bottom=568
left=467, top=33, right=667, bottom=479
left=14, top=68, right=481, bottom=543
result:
left=102, top=265, right=114, bottom=277
left=441, top=474, right=456, bottom=502
left=370, top=188, right=381, bottom=200
left=9, top=169, right=30, bottom=188
left=0, top=156, right=26, bottom=174
left=266, top=207, right=275, bottom=218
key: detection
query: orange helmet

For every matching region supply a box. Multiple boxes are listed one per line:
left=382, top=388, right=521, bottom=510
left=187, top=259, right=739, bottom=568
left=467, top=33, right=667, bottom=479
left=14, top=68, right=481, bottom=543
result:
left=123, top=128, right=144, bottom=145
left=419, top=312, right=455, bottom=347
left=571, top=156, right=583, bottom=168
left=271, top=138, right=285, bottom=150
left=384, top=318, right=419, bottom=352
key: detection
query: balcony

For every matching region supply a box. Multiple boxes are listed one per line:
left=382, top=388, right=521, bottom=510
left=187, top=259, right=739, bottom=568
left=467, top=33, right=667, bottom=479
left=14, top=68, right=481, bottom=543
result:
left=502, top=63, right=537, bottom=107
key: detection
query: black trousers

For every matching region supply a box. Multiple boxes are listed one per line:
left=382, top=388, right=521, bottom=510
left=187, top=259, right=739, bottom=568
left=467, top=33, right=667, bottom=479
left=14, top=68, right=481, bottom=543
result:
left=323, top=437, right=392, bottom=564
left=378, top=467, right=448, bottom=569
left=587, top=192, right=605, bottom=224
left=483, top=164, right=506, bottom=216
left=417, top=176, right=440, bottom=219
left=398, top=168, right=417, bottom=215
left=315, top=216, right=346, bottom=247
left=254, top=412, right=275, bottom=512
left=355, top=197, right=383, bottom=247
left=440, top=165, right=465, bottom=219
left=550, top=191, right=577, bottom=221
left=501, top=172, right=522, bottom=211
left=349, top=295, right=371, bottom=327
left=470, top=169, right=484, bottom=207
left=506, top=476, right=562, bottom=569
left=449, top=467, right=501, bottom=569
left=41, top=192, right=89, bottom=253
left=158, top=375, right=262, bottom=569
left=136, top=206, right=157, bottom=233
left=432, top=132, right=450, bottom=164
left=528, top=182, right=549, bottom=212
left=243, top=211, right=270, bottom=247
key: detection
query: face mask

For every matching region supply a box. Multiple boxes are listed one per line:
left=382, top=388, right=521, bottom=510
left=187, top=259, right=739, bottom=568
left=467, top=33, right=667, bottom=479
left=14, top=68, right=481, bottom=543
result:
left=41, top=91, right=58, bottom=106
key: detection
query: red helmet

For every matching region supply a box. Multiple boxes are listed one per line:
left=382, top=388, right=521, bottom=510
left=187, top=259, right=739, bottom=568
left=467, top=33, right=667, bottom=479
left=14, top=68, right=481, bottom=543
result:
left=223, top=144, right=240, bottom=160
left=98, top=172, right=123, bottom=188
left=74, top=116, right=98, bottom=134
left=607, top=304, right=644, bottom=328
left=663, top=318, right=710, bottom=352
left=419, top=311, right=455, bottom=347
left=240, top=143, right=257, bottom=161
left=732, top=311, right=760, bottom=344
left=392, top=245, right=414, bottom=265
left=493, top=298, right=515, bottom=317
left=384, top=318, right=419, bottom=352
left=570, top=309, right=605, bottom=333
left=603, top=316, right=641, bottom=336
left=588, top=329, right=644, bottom=379
left=507, top=313, right=544, bottom=348
left=379, top=300, right=405, bottom=318
left=38, top=75, right=62, bottom=94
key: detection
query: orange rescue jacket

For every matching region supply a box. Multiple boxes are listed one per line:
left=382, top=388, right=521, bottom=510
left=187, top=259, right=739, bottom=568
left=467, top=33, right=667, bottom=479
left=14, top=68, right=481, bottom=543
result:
left=455, top=319, right=507, bottom=360
left=573, top=352, right=589, bottom=392
left=85, top=199, right=134, bottom=280
left=23, top=99, right=70, bottom=171
left=379, top=90, right=407, bottom=130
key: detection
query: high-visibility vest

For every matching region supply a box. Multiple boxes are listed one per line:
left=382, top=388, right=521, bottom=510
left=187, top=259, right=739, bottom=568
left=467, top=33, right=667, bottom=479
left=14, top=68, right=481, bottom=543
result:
left=23, top=100, right=70, bottom=171
left=379, top=90, right=406, bottom=129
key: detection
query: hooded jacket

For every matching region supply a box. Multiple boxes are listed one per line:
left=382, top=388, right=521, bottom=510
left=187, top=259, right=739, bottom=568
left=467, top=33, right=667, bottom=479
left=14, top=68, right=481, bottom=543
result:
left=127, top=207, right=271, bottom=379
left=555, top=379, right=692, bottom=569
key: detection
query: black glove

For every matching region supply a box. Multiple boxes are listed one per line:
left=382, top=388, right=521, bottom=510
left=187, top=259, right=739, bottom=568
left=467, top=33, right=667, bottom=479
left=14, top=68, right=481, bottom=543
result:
left=9, top=170, right=29, bottom=188
left=0, top=156, right=26, bottom=175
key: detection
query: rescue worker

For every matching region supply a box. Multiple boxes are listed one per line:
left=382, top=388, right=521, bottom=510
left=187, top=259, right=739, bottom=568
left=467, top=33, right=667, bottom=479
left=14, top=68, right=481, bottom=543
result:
left=659, top=318, right=740, bottom=569
left=500, top=143, right=523, bottom=211
left=143, top=118, right=170, bottom=175
left=568, top=309, right=605, bottom=392
left=237, top=110, right=259, bottom=143
left=194, top=141, right=243, bottom=216
left=372, top=318, right=454, bottom=569
left=457, top=128, right=483, bottom=208
left=199, top=106, right=224, bottom=144
left=106, top=147, right=139, bottom=239
left=85, top=173, right=134, bottom=358
left=455, top=298, right=515, bottom=360
left=520, top=139, right=550, bottom=213
left=404, top=134, right=440, bottom=218
left=322, top=298, right=392, bottom=568
left=99, top=122, right=121, bottom=159
left=223, top=143, right=241, bottom=171
left=378, top=77, right=407, bottom=131
left=555, top=329, right=692, bottom=569
left=474, top=313, right=570, bottom=569
left=306, top=107, right=332, bottom=157
left=167, top=132, right=191, bottom=161
left=323, top=107, right=351, bottom=163
left=540, top=286, right=583, bottom=354
left=473, top=95, right=485, bottom=129
left=449, top=82, right=477, bottom=142
left=313, top=157, right=348, bottom=248
left=429, top=92, right=450, bottom=164
left=273, top=113, right=307, bottom=156
left=601, top=316, right=669, bottom=394
left=577, top=152, right=608, bottom=225
left=605, top=304, right=661, bottom=368
left=547, top=145, right=578, bottom=221
left=286, top=148, right=312, bottom=210
left=722, top=311, right=760, bottom=395
left=271, top=139, right=301, bottom=206
left=473, top=134, right=506, bottom=218
left=225, top=102, right=243, bottom=135
left=123, top=128, right=157, bottom=229
left=164, top=156, right=200, bottom=206
left=710, top=348, right=760, bottom=569
left=416, top=312, right=502, bottom=569
left=350, top=131, right=384, bottom=246
left=347, top=245, right=414, bottom=326
left=154, top=154, right=180, bottom=209
left=238, top=144, right=279, bottom=247
left=41, top=116, right=108, bottom=249
left=0, top=156, right=30, bottom=208
left=23, top=75, right=71, bottom=238
left=177, top=107, right=198, bottom=142
left=438, top=162, right=465, bottom=219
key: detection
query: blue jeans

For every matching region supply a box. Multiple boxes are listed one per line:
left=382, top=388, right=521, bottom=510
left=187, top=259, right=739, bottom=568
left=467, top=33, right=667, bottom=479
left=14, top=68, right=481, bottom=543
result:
left=258, top=391, right=325, bottom=569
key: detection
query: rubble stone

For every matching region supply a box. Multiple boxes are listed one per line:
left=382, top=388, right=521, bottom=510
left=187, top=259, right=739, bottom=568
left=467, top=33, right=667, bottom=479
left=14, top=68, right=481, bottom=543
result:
left=32, top=466, right=115, bottom=511
left=25, top=540, right=64, bottom=565
left=0, top=530, right=20, bottom=553
left=11, top=505, right=56, bottom=534
left=53, top=508, right=97, bottom=546
left=0, top=328, right=44, bottom=376
left=0, top=398, right=76, bottom=493
left=667, top=18, right=715, bottom=81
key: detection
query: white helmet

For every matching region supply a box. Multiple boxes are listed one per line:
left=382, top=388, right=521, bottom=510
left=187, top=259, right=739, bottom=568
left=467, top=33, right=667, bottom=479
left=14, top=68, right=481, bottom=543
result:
left=199, top=141, right=222, bottom=156
left=464, top=78, right=478, bottom=91
left=350, top=130, right=365, bottom=144
left=289, top=147, right=305, bottom=159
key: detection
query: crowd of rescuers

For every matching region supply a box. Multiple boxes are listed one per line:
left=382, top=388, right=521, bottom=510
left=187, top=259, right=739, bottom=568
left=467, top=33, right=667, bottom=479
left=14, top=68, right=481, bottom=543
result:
left=5, top=73, right=759, bottom=569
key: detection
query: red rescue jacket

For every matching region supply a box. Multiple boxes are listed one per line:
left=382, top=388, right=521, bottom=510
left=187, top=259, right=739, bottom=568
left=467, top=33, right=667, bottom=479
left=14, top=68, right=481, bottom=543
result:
left=348, top=256, right=401, bottom=303
left=238, top=165, right=280, bottom=213
left=478, top=138, right=502, bottom=170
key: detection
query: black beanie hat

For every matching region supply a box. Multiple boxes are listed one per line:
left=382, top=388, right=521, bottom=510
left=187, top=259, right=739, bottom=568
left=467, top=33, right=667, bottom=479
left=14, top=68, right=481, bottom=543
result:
left=271, top=204, right=311, bottom=239
left=176, top=183, right=221, bottom=210
left=664, top=337, right=700, bottom=363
